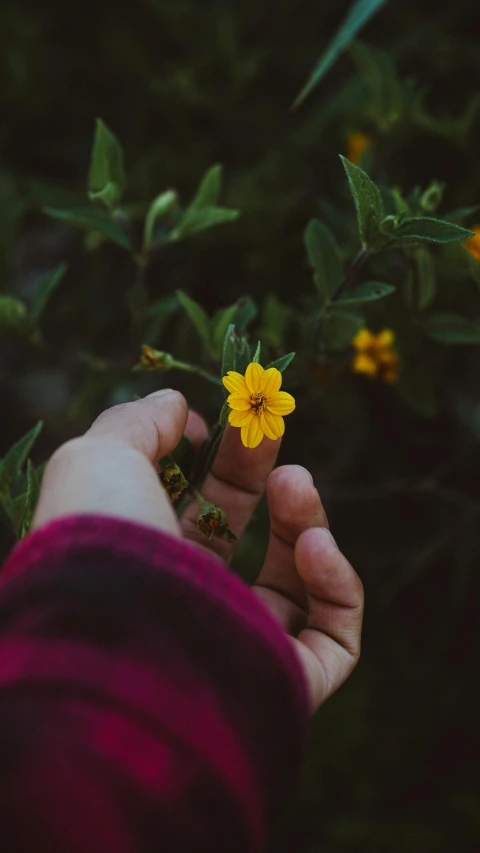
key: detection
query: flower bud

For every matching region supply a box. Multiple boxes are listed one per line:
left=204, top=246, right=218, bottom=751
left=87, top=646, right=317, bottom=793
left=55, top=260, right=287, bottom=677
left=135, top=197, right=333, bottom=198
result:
left=197, top=501, right=236, bottom=542
left=159, top=461, right=188, bottom=504
left=140, top=345, right=174, bottom=371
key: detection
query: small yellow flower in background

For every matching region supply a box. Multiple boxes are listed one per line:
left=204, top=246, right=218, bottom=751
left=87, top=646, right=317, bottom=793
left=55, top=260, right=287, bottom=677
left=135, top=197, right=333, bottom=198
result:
left=222, top=363, right=296, bottom=448
left=352, top=328, right=400, bottom=385
left=464, top=225, right=480, bottom=262
left=346, top=131, right=373, bottom=166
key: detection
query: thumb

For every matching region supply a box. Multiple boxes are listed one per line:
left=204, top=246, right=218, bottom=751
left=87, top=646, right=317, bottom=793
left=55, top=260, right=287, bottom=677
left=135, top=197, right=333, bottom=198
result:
left=33, top=391, right=188, bottom=534
left=87, top=389, right=188, bottom=461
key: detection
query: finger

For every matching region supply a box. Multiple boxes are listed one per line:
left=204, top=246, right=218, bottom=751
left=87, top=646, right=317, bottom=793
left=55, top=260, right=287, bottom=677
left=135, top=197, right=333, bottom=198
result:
left=180, top=424, right=281, bottom=560
left=87, top=389, right=188, bottom=461
left=184, top=410, right=209, bottom=453
left=291, top=527, right=364, bottom=712
left=33, top=390, right=188, bottom=535
left=253, top=466, right=328, bottom=634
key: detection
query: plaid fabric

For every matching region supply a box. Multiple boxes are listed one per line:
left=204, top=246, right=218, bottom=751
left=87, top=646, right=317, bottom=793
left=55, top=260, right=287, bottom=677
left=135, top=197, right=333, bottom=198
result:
left=0, top=516, right=308, bottom=853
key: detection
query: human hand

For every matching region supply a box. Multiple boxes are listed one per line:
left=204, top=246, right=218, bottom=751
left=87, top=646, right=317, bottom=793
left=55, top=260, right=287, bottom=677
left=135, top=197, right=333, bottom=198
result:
left=33, top=389, right=363, bottom=712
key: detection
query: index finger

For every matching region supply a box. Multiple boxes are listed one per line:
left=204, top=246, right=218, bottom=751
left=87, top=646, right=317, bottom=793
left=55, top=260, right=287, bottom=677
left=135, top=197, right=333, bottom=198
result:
left=292, top=527, right=364, bottom=711
left=180, top=425, right=281, bottom=560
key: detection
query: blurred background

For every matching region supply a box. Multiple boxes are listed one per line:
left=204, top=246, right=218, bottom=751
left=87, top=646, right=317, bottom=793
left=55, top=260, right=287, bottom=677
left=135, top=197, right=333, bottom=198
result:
left=1, top=0, right=480, bottom=850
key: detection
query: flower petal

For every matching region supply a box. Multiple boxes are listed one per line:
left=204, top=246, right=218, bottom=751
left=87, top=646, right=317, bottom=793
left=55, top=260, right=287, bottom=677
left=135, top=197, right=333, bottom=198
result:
left=352, top=329, right=374, bottom=352
left=266, top=391, right=296, bottom=416
left=262, top=367, right=282, bottom=397
left=241, top=415, right=264, bottom=448
left=222, top=371, right=249, bottom=395
left=260, top=410, right=284, bottom=440
left=227, top=393, right=251, bottom=411
left=229, top=409, right=252, bottom=427
left=245, top=362, right=265, bottom=394
left=465, top=227, right=480, bottom=262
left=352, top=353, right=378, bottom=377
left=376, top=329, right=395, bottom=349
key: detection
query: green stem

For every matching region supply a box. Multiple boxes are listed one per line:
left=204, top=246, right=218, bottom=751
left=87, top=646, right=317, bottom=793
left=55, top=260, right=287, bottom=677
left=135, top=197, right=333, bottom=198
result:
left=313, top=248, right=369, bottom=352
left=191, top=423, right=223, bottom=490
left=170, top=358, right=223, bottom=387
left=333, top=249, right=369, bottom=301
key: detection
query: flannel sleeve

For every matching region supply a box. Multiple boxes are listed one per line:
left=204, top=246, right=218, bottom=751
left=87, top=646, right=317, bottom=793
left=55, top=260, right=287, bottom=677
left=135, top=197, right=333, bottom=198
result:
left=0, top=515, right=309, bottom=853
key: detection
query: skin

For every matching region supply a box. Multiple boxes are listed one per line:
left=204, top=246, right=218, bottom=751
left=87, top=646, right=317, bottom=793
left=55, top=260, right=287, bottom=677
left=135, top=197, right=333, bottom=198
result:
left=34, top=388, right=364, bottom=713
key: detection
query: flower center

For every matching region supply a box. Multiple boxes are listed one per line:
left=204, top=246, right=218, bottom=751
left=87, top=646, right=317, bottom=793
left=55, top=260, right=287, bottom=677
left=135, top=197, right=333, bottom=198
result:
left=250, top=392, right=267, bottom=415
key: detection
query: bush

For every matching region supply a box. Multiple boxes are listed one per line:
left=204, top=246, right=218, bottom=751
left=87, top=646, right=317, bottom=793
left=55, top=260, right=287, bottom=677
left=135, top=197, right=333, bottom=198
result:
left=1, top=0, right=480, bottom=850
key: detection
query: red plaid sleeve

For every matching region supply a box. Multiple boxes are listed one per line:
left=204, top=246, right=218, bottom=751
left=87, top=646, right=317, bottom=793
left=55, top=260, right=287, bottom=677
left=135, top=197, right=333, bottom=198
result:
left=0, top=516, right=309, bottom=853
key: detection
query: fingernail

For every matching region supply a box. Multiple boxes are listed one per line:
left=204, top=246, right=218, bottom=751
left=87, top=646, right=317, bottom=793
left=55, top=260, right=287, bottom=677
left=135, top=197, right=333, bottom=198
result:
left=294, top=465, right=314, bottom=484
left=321, top=527, right=337, bottom=547
left=145, top=388, right=174, bottom=399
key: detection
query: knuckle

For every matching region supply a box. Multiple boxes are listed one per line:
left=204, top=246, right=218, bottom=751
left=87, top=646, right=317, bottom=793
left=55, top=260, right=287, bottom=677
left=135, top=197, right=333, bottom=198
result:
left=91, top=402, right=131, bottom=428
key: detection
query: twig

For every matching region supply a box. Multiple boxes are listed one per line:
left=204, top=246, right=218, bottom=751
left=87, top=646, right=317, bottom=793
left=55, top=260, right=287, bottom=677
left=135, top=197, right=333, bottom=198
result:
left=168, top=358, right=223, bottom=387
left=334, top=249, right=369, bottom=301
left=313, top=248, right=369, bottom=352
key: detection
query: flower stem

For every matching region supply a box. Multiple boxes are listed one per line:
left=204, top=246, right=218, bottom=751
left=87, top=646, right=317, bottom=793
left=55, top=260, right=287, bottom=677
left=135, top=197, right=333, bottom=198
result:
left=313, top=248, right=369, bottom=352
left=169, top=358, right=223, bottom=387
left=333, top=249, right=369, bottom=301
left=191, top=423, right=223, bottom=490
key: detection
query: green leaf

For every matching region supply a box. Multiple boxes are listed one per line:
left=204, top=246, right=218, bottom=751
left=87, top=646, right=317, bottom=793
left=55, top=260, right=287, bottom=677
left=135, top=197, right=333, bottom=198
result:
left=0, top=296, right=26, bottom=330
left=393, top=217, right=474, bottom=246
left=176, top=290, right=212, bottom=350
left=293, top=0, right=391, bottom=108
left=221, top=323, right=237, bottom=383
left=31, top=263, right=68, bottom=323
left=0, top=422, right=43, bottom=503
left=88, top=118, right=125, bottom=209
left=335, top=280, right=395, bottom=305
left=252, top=341, right=261, bottom=363
left=350, top=41, right=404, bottom=132
left=419, top=181, right=445, bottom=214
left=260, top=295, right=291, bottom=348
left=415, top=248, right=436, bottom=310
left=169, top=164, right=239, bottom=240
left=88, top=182, right=121, bottom=211
left=390, top=187, right=410, bottom=216
left=187, top=164, right=223, bottom=211
left=143, top=293, right=179, bottom=344
left=234, top=337, right=252, bottom=375
left=143, top=190, right=178, bottom=249
left=304, top=219, right=342, bottom=302
left=171, top=206, right=239, bottom=241
left=212, top=297, right=257, bottom=359
left=267, top=352, right=296, bottom=373
left=424, top=313, right=480, bottom=344
left=43, top=206, right=131, bottom=250
left=211, top=303, right=240, bottom=359
left=18, top=460, right=43, bottom=538
left=446, top=202, right=480, bottom=223
left=230, top=296, right=257, bottom=335
left=323, top=310, right=364, bottom=350
left=340, top=156, right=384, bottom=250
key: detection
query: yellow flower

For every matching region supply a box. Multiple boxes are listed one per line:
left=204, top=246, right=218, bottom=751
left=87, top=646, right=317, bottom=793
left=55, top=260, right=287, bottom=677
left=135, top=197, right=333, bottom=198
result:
left=352, top=328, right=400, bottom=384
left=465, top=225, right=480, bottom=262
left=222, top=362, right=296, bottom=449
left=347, top=131, right=373, bottom=167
